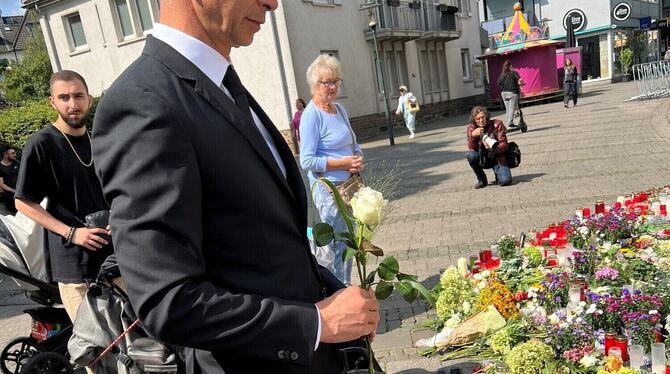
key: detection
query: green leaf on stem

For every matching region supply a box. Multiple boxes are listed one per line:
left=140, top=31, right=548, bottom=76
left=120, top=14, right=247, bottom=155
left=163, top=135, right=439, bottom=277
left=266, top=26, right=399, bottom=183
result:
left=365, top=270, right=376, bottom=287
left=402, top=279, right=435, bottom=306
left=396, top=273, right=418, bottom=282
left=356, top=251, right=368, bottom=267
left=317, top=178, right=355, bottom=234
left=377, top=256, right=400, bottom=281
left=361, top=240, right=384, bottom=256
left=342, top=247, right=357, bottom=262
left=334, top=232, right=353, bottom=242
left=395, top=280, right=418, bottom=303
left=313, top=223, right=335, bottom=247
left=375, top=280, right=394, bottom=300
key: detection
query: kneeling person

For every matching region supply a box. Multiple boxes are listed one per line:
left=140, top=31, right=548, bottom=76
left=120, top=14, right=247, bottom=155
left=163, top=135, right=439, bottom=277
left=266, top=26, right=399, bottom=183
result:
left=466, top=106, right=512, bottom=189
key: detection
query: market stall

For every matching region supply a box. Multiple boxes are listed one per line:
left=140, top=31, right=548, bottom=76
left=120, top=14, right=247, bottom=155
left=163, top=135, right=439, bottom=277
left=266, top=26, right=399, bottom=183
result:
left=478, top=3, right=564, bottom=105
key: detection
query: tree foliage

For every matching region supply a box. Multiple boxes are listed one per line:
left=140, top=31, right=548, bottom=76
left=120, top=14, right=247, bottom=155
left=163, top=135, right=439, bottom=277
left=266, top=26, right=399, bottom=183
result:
left=0, top=29, right=52, bottom=103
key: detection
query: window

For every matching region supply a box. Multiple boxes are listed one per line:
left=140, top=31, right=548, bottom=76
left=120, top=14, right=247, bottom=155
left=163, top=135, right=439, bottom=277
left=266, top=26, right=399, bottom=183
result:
left=135, top=0, right=154, bottom=32
left=66, top=13, right=88, bottom=50
left=115, top=0, right=134, bottom=38
left=307, top=0, right=343, bottom=5
left=320, top=50, right=346, bottom=96
left=461, top=49, right=471, bottom=80
left=111, top=0, right=159, bottom=42
left=420, top=50, right=432, bottom=92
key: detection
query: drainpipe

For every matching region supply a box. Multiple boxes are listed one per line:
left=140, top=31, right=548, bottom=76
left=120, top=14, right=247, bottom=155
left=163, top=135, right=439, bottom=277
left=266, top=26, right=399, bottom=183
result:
left=269, top=10, right=295, bottom=152
left=35, top=3, right=61, bottom=71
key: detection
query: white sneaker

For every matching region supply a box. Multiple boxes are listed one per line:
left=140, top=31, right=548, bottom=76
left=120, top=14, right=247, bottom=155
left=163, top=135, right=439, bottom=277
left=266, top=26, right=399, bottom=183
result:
left=409, top=134, right=415, bottom=139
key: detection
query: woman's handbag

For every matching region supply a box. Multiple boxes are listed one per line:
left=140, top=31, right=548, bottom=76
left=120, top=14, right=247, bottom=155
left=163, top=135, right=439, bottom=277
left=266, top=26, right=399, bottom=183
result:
left=407, top=96, right=420, bottom=114
left=336, top=173, right=365, bottom=206
left=505, top=142, right=521, bottom=168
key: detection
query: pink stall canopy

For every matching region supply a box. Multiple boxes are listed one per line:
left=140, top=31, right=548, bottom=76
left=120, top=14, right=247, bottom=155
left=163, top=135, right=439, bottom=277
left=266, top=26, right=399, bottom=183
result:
left=477, top=3, right=564, bottom=102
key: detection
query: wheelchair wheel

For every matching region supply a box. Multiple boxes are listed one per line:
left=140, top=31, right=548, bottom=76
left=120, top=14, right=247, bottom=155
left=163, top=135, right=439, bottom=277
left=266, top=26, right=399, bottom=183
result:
left=20, top=352, right=73, bottom=374
left=1, top=337, right=39, bottom=374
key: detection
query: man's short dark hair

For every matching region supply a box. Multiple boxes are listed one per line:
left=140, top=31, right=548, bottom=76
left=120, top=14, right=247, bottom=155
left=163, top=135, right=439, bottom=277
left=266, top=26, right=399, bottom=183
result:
left=50, top=70, right=89, bottom=94
left=0, top=145, right=13, bottom=155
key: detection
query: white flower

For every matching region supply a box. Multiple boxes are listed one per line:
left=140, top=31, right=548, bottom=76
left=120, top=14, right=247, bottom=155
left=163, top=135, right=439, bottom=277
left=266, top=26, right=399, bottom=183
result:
left=579, top=226, right=589, bottom=235
left=481, top=270, right=491, bottom=278
left=580, top=354, right=598, bottom=368
left=650, top=310, right=659, bottom=315
left=462, top=301, right=472, bottom=314
left=586, top=304, right=597, bottom=314
left=350, top=187, right=387, bottom=226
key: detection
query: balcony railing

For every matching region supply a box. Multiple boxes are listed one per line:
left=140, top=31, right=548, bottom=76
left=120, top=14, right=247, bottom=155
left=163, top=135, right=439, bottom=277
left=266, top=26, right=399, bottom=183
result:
left=363, top=0, right=461, bottom=39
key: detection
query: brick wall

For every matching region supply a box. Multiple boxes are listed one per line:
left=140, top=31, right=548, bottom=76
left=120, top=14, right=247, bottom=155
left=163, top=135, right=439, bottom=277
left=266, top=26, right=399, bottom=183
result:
left=281, top=93, right=487, bottom=154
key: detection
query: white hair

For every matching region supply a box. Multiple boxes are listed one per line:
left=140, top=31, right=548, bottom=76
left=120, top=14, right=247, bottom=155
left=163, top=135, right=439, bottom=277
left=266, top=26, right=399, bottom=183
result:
left=306, top=54, right=342, bottom=94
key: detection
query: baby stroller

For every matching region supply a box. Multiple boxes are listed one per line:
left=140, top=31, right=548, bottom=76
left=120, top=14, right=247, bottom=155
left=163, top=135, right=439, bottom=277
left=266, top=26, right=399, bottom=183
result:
left=0, top=209, right=75, bottom=374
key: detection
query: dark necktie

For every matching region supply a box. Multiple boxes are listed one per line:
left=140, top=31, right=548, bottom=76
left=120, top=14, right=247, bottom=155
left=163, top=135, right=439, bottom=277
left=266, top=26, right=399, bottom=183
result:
left=222, top=66, right=253, bottom=122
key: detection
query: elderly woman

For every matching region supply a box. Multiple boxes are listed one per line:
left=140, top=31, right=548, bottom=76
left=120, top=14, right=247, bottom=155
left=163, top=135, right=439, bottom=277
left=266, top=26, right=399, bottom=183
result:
left=395, top=85, right=418, bottom=139
left=300, top=54, right=363, bottom=285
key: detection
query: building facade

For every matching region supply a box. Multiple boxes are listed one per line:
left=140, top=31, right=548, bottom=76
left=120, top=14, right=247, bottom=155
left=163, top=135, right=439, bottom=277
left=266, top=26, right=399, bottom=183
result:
left=479, top=0, right=663, bottom=81
left=23, top=0, right=486, bottom=145
left=0, top=12, right=40, bottom=64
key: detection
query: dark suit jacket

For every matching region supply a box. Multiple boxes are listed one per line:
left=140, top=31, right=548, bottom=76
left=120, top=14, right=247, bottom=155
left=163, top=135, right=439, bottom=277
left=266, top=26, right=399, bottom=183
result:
left=92, top=36, right=349, bottom=374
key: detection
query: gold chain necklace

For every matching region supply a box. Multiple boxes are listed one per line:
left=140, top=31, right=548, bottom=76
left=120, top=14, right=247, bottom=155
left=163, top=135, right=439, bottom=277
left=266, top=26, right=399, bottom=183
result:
left=54, top=125, right=93, bottom=167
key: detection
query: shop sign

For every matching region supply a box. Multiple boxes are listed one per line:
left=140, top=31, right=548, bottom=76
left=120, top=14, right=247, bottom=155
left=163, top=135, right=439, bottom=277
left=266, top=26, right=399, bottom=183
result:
left=640, top=16, right=652, bottom=30
left=612, top=2, right=632, bottom=22
left=659, top=19, right=668, bottom=29
left=563, top=9, right=586, bottom=32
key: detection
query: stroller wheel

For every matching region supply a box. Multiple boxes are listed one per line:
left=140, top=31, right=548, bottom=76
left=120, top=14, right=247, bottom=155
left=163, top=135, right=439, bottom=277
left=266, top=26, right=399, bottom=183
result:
left=20, top=353, right=73, bottom=374
left=1, top=337, right=39, bottom=374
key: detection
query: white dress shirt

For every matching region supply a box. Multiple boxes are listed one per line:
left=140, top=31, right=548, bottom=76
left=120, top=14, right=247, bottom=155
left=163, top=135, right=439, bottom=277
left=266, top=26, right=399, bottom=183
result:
left=151, top=23, right=321, bottom=350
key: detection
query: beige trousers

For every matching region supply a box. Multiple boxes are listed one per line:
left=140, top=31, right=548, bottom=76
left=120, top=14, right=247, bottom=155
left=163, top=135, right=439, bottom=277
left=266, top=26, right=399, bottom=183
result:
left=58, top=282, right=94, bottom=374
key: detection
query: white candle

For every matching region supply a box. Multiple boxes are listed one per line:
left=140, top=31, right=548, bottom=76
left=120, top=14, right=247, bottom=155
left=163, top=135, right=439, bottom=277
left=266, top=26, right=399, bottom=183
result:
left=457, top=258, right=468, bottom=276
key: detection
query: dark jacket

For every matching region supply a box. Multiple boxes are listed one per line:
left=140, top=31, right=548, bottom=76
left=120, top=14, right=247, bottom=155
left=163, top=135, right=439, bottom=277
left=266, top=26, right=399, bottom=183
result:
left=497, top=71, right=521, bottom=94
left=92, top=36, right=349, bottom=374
left=467, top=119, right=509, bottom=166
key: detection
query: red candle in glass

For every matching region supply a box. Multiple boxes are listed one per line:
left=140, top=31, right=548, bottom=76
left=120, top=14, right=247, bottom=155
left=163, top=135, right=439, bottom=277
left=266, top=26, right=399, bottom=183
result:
left=582, top=207, right=591, bottom=217
left=615, top=335, right=628, bottom=361
left=614, top=202, right=622, bottom=209
left=604, top=332, right=616, bottom=356
left=640, top=192, right=648, bottom=201
left=625, top=199, right=633, bottom=209
left=595, top=201, right=605, bottom=215
left=471, top=266, right=480, bottom=275
left=479, top=249, right=492, bottom=263
left=661, top=204, right=668, bottom=216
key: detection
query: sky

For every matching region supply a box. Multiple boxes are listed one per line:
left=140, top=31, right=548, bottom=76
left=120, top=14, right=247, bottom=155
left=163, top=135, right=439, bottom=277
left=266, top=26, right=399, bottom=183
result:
left=0, top=0, right=23, bottom=17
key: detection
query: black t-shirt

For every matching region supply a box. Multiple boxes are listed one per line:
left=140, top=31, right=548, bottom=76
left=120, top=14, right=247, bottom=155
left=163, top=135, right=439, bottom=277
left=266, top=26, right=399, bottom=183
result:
left=15, top=125, right=112, bottom=283
left=0, top=160, right=20, bottom=189
left=498, top=71, right=521, bottom=94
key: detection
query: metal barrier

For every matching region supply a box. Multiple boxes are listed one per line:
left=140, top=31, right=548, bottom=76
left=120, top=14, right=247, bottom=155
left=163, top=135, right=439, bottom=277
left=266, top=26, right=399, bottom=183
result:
left=630, top=60, right=670, bottom=100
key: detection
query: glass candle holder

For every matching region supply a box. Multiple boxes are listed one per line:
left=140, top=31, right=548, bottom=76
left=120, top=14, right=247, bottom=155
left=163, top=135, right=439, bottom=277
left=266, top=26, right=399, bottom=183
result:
left=575, top=207, right=583, bottom=219
left=582, top=207, right=591, bottom=217
left=605, top=332, right=616, bottom=356
left=479, top=249, right=492, bottom=264
left=608, top=347, right=622, bottom=358
left=615, top=335, right=629, bottom=361
left=569, top=285, right=581, bottom=303
left=661, top=204, right=668, bottom=217
left=651, top=342, right=665, bottom=373
left=614, top=202, right=622, bottom=210
left=622, top=285, right=634, bottom=295
left=595, top=200, right=605, bottom=215
left=629, top=344, right=644, bottom=370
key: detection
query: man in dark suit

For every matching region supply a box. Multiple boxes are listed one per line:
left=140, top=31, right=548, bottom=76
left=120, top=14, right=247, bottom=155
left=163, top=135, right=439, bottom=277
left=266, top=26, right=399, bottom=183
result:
left=91, top=0, right=380, bottom=373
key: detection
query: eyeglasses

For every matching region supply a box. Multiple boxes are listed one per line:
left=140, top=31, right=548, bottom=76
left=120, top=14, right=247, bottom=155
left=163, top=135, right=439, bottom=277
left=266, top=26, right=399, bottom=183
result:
left=319, top=79, right=342, bottom=88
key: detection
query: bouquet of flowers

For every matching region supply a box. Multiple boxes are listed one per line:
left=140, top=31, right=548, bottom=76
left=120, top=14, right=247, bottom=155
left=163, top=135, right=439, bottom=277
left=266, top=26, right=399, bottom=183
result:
left=535, top=271, right=570, bottom=312
left=570, top=246, right=600, bottom=276
left=504, top=340, right=556, bottom=374
left=478, top=279, right=518, bottom=320
left=435, top=267, right=476, bottom=322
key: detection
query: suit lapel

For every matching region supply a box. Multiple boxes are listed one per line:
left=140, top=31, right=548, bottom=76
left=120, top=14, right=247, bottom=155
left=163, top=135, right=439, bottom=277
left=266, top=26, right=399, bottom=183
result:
left=140, top=38, right=294, bottom=201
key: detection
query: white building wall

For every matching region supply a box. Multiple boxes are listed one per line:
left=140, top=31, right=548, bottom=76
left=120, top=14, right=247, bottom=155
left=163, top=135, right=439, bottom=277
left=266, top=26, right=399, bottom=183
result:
left=446, top=0, right=485, bottom=99
left=542, top=0, right=612, bottom=37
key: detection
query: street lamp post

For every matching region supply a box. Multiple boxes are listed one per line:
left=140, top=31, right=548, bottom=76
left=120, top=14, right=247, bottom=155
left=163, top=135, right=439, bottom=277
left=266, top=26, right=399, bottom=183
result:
left=368, top=10, right=395, bottom=146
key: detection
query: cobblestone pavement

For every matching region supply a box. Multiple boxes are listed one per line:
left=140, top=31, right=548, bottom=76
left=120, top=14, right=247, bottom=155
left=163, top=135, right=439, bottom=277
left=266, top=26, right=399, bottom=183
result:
left=364, top=81, right=670, bottom=373
left=0, top=81, right=668, bottom=374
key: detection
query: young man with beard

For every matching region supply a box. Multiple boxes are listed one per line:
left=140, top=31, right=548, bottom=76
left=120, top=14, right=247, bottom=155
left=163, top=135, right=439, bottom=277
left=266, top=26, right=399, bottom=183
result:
left=0, top=146, right=20, bottom=212
left=15, top=70, right=112, bottom=323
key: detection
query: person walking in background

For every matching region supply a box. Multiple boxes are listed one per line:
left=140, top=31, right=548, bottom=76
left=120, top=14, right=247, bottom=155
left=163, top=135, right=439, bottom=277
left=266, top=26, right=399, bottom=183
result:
left=15, top=71, right=113, bottom=326
left=292, top=98, right=306, bottom=145
left=497, top=60, right=525, bottom=132
left=395, top=85, right=418, bottom=139
left=563, top=58, right=578, bottom=108
left=466, top=106, right=512, bottom=189
left=300, top=54, right=364, bottom=285
left=0, top=146, right=19, bottom=213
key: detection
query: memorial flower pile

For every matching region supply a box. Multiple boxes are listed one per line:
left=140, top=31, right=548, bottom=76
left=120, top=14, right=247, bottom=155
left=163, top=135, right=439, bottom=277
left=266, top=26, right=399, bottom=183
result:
left=421, top=186, right=670, bottom=373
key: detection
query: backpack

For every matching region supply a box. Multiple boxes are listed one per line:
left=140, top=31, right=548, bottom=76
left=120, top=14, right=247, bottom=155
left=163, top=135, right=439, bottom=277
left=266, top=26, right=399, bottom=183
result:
left=505, top=142, right=521, bottom=168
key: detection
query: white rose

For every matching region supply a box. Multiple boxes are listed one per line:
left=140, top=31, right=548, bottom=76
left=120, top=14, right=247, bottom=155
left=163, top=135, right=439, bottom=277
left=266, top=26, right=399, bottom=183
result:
left=350, top=187, right=387, bottom=226
left=548, top=314, right=560, bottom=325
left=580, top=355, right=597, bottom=368
left=586, top=304, right=597, bottom=314
left=650, top=310, right=659, bottom=315
left=579, top=226, right=589, bottom=235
